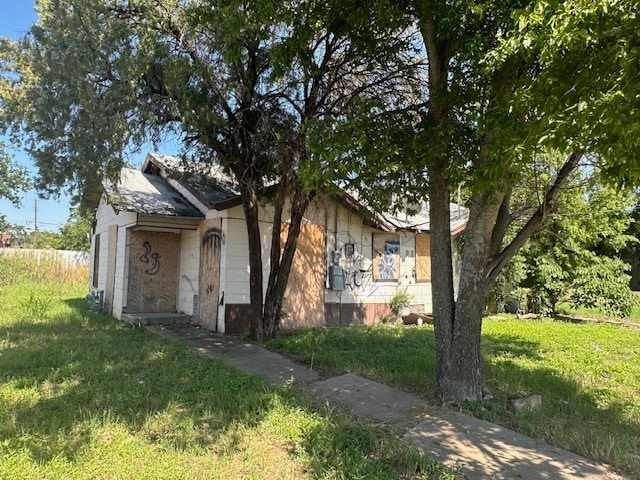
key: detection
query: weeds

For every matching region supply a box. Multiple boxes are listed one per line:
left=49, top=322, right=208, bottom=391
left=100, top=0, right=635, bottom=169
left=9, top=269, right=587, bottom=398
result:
left=0, top=251, right=88, bottom=287
left=269, top=321, right=640, bottom=477
left=0, top=256, right=457, bottom=479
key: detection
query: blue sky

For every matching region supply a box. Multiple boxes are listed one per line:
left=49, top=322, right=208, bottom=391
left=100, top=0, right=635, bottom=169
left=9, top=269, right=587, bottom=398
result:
left=0, top=2, right=60, bottom=232
left=0, top=1, right=179, bottom=232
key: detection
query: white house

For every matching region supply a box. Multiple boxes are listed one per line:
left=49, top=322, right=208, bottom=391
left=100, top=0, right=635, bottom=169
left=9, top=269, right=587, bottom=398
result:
left=89, top=153, right=469, bottom=332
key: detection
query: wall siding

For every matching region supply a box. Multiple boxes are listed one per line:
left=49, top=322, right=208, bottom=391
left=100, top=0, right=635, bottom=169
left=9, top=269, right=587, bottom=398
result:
left=178, top=228, right=200, bottom=315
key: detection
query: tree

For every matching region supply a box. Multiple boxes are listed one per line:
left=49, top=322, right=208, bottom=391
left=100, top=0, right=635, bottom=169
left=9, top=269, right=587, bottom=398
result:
left=0, top=0, right=406, bottom=340
left=506, top=178, right=638, bottom=317
left=56, top=208, right=91, bottom=251
left=0, top=142, right=31, bottom=229
left=310, top=1, right=640, bottom=401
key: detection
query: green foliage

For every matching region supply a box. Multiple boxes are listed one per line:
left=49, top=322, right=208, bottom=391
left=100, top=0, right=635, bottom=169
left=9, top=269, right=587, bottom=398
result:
left=508, top=182, right=639, bottom=317
left=55, top=209, right=91, bottom=251
left=489, top=0, right=640, bottom=186
left=0, top=262, right=457, bottom=479
left=390, top=289, right=412, bottom=316
left=269, top=321, right=640, bottom=476
left=0, top=142, right=30, bottom=206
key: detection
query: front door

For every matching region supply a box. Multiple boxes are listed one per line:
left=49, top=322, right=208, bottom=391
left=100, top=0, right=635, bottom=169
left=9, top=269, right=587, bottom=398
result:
left=126, top=230, right=179, bottom=313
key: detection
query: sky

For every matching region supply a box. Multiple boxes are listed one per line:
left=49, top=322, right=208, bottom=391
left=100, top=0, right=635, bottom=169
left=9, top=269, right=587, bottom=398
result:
left=0, top=1, right=178, bottom=232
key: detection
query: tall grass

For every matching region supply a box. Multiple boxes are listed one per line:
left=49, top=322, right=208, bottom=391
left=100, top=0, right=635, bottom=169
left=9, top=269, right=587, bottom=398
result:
left=0, top=255, right=457, bottom=479
left=269, top=321, right=640, bottom=478
left=0, top=251, right=88, bottom=287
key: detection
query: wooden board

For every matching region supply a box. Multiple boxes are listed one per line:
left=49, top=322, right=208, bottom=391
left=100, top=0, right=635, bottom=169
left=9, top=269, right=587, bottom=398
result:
left=126, top=230, right=179, bottom=313
left=281, top=223, right=325, bottom=329
left=416, top=234, right=431, bottom=281
left=372, top=233, right=400, bottom=280
left=197, top=218, right=223, bottom=330
left=104, top=225, right=118, bottom=314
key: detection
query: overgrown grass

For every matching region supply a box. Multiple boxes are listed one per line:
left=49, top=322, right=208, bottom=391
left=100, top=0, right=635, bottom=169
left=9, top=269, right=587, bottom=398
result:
left=0, top=257, right=457, bottom=479
left=563, top=295, right=640, bottom=325
left=268, top=320, right=640, bottom=477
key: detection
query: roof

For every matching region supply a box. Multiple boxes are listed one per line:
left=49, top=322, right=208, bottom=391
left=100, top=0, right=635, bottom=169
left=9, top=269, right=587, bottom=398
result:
left=381, top=202, right=469, bottom=235
left=143, top=153, right=240, bottom=210
left=138, top=153, right=469, bottom=234
left=105, top=168, right=204, bottom=218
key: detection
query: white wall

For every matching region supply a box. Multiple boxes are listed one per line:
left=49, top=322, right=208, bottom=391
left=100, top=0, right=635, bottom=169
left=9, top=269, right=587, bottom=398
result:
left=222, top=204, right=275, bottom=305
left=219, top=194, right=434, bottom=314
left=177, top=228, right=200, bottom=315
left=317, top=197, right=433, bottom=313
left=91, top=195, right=138, bottom=319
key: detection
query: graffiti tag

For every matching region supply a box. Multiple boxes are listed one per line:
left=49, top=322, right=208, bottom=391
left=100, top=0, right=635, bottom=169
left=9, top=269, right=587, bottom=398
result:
left=140, top=241, right=160, bottom=275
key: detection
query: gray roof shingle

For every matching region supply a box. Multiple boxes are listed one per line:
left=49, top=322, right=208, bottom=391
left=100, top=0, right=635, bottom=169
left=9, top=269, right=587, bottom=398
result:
left=105, top=168, right=204, bottom=218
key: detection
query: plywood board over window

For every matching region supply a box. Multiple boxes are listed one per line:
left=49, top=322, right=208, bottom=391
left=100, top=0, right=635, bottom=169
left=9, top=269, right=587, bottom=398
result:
left=416, top=234, right=431, bottom=281
left=372, top=233, right=400, bottom=280
left=281, top=222, right=326, bottom=328
left=92, top=234, right=100, bottom=288
left=198, top=217, right=223, bottom=330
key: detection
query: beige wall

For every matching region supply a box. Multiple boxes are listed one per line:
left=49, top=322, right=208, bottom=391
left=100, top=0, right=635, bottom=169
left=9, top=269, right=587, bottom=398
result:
left=220, top=194, right=435, bottom=329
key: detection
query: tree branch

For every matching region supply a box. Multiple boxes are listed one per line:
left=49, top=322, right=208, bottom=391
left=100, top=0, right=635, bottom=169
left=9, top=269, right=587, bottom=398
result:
left=485, top=151, right=584, bottom=286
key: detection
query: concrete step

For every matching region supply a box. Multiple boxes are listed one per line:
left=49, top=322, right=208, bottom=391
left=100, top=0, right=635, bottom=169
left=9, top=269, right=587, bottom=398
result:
left=121, top=312, right=193, bottom=326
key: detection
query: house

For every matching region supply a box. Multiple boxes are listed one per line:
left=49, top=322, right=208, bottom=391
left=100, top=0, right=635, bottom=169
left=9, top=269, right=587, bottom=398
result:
left=0, top=233, right=12, bottom=247
left=89, top=153, right=469, bottom=332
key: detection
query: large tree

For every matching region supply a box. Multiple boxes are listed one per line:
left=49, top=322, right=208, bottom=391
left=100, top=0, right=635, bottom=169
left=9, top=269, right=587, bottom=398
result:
left=310, top=0, right=640, bottom=401
left=0, top=0, right=407, bottom=340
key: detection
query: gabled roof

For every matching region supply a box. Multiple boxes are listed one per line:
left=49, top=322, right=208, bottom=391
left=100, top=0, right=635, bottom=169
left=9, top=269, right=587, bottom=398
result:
left=104, top=168, right=204, bottom=218
left=142, top=153, right=240, bottom=210
left=138, top=153, right=469, bottom=234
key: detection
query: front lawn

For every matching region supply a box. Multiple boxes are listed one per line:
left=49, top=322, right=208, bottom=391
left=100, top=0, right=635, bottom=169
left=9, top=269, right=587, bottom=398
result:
left=0, top=255, right=457, bottom=479
left=268, top=318, right=640, bottom=477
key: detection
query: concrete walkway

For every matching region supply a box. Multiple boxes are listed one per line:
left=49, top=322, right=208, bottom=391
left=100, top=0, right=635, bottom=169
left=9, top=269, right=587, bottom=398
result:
left=147, top=324, right=628, bottom=480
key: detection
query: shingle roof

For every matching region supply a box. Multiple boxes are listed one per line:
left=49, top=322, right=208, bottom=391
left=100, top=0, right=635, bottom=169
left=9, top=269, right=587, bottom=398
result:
left=144, top=153, right=240, bottom=210
left=105, top=168, right=204, bottom=218
left=140, top=152, right=470, bottom=234
left=381, top=202, right=469, bottom=235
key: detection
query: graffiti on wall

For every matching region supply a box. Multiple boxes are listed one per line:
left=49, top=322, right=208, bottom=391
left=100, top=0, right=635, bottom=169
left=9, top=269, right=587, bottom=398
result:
left=140, top=241, right=160, bottom=275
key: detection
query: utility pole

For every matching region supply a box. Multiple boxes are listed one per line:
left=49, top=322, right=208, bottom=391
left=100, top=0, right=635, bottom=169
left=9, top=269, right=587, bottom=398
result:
left=34, top=198, right=39, bottom=247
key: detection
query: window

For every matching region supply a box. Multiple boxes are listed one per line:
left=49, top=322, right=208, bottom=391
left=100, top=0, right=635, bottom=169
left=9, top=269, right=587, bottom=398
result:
left=416, top=234, right=431, bottom=281
left=92, top=234, right=100, bottom=288
left=372, top=234, right=400, bottom=280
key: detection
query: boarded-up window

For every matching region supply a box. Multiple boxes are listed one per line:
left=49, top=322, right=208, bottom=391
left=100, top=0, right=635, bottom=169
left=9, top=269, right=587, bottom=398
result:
left=92, top=234, right=100, bottom=288
left=281, top=222, right=326, bottom=328
left=416, top=234, right=431, bottom=281
left=372, top=233, right=400, bottom=280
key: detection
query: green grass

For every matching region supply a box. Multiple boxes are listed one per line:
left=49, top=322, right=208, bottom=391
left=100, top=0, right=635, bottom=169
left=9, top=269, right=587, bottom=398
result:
left=0, top=257, right=458, bottom=479
left=268, top=320, right=640, bottom=477
left=564, top=297, right=640, bottom=325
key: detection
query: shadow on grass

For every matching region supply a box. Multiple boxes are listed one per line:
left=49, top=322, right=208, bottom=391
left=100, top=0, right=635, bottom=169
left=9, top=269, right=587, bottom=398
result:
left=270, top=324, right=640, bottom=477
left=1, top=314, right=274, bottom=458
left=0, top=295, right=449, bottom=479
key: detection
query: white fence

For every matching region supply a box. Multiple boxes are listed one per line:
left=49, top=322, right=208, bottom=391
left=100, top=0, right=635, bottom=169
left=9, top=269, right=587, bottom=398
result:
left=0, top=248, right=90, bottom=266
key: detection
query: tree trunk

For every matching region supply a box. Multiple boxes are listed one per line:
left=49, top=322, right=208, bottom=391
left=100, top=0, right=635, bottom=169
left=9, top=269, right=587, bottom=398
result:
left=262, top=187, right=315, bottom=339
left=241, top=184, right=264, bottom=341
left=438, top=190, right=505, bottom=402
left=428, top=168, right=457, bottom=399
